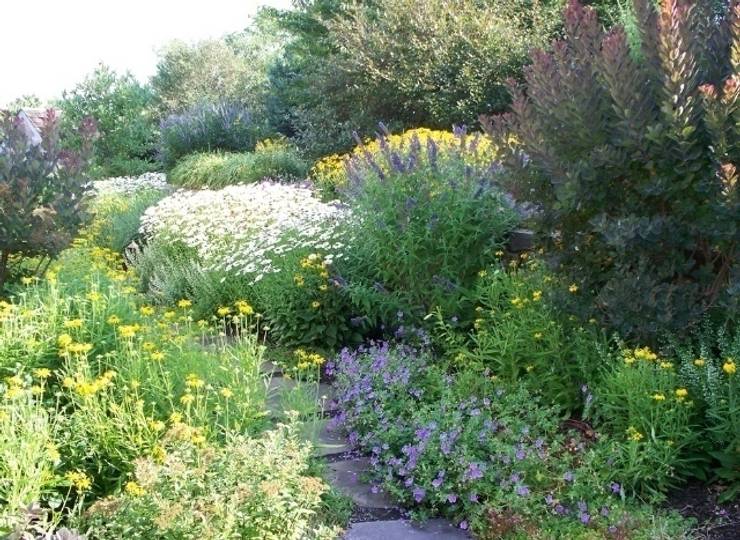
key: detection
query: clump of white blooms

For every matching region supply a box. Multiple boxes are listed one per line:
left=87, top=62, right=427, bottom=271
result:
left=140, top=181, right=349, bottom=283
left=90, top=172, right=169, bottom=196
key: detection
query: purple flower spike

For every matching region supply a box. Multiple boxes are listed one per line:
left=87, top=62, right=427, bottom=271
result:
left=413, top=486, right=426, bottom=503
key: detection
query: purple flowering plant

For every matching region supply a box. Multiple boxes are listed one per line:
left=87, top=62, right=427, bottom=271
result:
left=328, top=342, right=689, bottom=536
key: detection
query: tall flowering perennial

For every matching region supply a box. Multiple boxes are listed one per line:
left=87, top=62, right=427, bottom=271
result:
left=139, top=181, right=350, bottom=284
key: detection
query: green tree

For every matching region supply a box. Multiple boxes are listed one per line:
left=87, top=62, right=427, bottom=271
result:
left=58, top=65, right=158, bottom=178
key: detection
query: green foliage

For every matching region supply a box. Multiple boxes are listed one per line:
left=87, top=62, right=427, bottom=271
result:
left=80, top=421, right=342, bottom=539
left=86, top=189, right=167, bottom=253
left=158, top=101, right=263, bottom=168
left=434, top=262, right=606, bottom=412
left=337, top=129, right=519, bottom=326
left=267, top=1, right=564, bottom=157
left=152, top=12, right=289, bottom=117
left=169, top=139, right=309, bottom=189
left=4, top=94, right=42, bottom=111
left=253, top=250, right=362, bottom=350
left=484, top=0, right=740, bottom=342
left=0, top=110, right=96, bottom=292
left=58, top=65, right=158, bottom=178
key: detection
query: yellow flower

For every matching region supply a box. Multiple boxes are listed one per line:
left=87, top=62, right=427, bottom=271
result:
left=63, top=319, right=84, bottom=329
left=294, top=274, right=305, bottom=287
left=45, top=443, right=60, bottom=462
left=510, top=297, right=524, bottom=308
left=150, top=351, right=165, bottom=362
left=723, top=359, right=736, bottom=375
left=526, top=365, right=535, bottom=372
left=163, top=310, right=176, bottom=320
left=86, top=291, right=102, bottom=302
left=169, top=412, right=183, bottom=424
left=693, top=358, right=705, bottom=367
left=219, top=387, right=234, bottom=399
left=151, top=445, right=167, bottom=463
left=180, top=393, right=195, bottom=405
left=675, top=388, right=688, bottom=400
left=148, top=419, right=166, bottom=432
left=140, top=306, right=155, bottom=317
left=185, top=374, right=205, bottom=389
left=65, top=470, right=92, bottom=492
left=533, top=332, right=543, bottom=340
left=107, top=315, right=121, bottom=325
left=626, top=426, right=644, bottom=442
left=118, top=324, right=140, bottom=338
left=478, top=270, right=487, bottom=278
left=319, top=284, right=328, bottom=292
left=568, top=284, right=579, bottom=293
left=125, top=481, right=146, bottom=497
left=659, top=361, right=674, bottom=370
left=142, top=341, right=156, bottom=351
left=532, top=290, right=542, bottom=301
left=235, top=301, right=253, bottom=315
left=495, top=250, right=505, bottom=257
left=33, top=368, right=51, bottom=379
left=177, top=299, right=192, bottom=309
left=21, top=276, right=34, bottom=285
left=67, top=342, right=93, bottom=355
left=217, top=306, right=231, bottom=317
left=633, top=347, right=658, bottom=362
left=311, top=301, right=321, bottom=309
left=651, top=393, right=666, bottom=401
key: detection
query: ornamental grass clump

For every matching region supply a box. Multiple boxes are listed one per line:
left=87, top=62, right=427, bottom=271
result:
left=483, top=0, right=740, bottom=341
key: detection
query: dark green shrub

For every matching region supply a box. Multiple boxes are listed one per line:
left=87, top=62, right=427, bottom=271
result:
left=0, top=110, right=96, bottom=291
left=58, top=65, right=158, bottom=178
left=336, top=128, right=519, bottom=327
left=158, top=101, right=263, bottom=168
left=169, top=139, right=308, bottom=188
left=484, top=0, right=739, bottom=342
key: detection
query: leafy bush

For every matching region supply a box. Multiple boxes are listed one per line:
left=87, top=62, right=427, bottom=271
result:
left=82, top=421, right=341, bottom=539
left=169, top=139, right=309, bottom=188
left=158, top=101, right=263, bottom=168
left=58, top=65, right=159, bottom=178
left=484, top=0, right=740, bottom=341
left=329, top=343, right=691, bottom=538
left=0, top=110, right=96, bottom=292
left=336, top=129, right=519, bottom=326
left=253, top=250, right=363, bottom=350
left=434, top=261, right=605, bottom=412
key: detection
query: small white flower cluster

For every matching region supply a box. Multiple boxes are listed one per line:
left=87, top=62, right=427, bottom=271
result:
left=90, top=173, right=169, bottom=196
left=139, top=181, right=349, bottom=283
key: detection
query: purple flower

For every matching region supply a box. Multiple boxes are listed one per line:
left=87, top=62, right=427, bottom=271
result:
left=459, top=521, right=469, bottom=530
left=469, top=492, right=479, bottom=502
left=580, top=513, right=591, bottom=525
left=555, top=504, right=567, bottom=515
left=534, top=438, right=544, bottom=449
left=463, top=462, right=486, bottom=481
left=432, top=471, right=445, bottom=488
left=509, top=473, right=521, bottom=484
left=563, top=471, right=574, bottom=482
left=600, top=506, right=610, bottom=517
left=515, top=447, right=526, bottom=461
left=577, top=501, right=588, bottom=513
left=447, top=493, right=458, bottom=503
left=545, top=494, right=554, bottom=505
left=610, top=482, right=621, bottom=494
left=371, top=485, right=380, bottom=494
left=413, top=487, right=426, bottom=503
left=516, top=485, right=530, bottom=496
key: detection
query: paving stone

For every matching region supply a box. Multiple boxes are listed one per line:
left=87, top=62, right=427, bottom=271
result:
left=301, top=418, right=349, bottom=457
left=327, top=458, right=394, bottom=509
left=343, top=519, right=470, bottom=539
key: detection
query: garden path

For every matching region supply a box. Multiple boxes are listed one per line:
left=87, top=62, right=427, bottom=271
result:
left=263, top=359, right=471, bottom=539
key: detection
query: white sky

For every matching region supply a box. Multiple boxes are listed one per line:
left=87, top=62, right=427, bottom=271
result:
left=0, top=0, right=293, bottom=106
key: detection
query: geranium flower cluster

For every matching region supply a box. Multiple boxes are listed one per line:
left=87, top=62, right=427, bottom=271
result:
left=139, top=181, right=349, bottom=283
left=90, top=172, right=169, bottom=196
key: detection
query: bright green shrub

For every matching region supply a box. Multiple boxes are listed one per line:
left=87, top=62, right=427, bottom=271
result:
left=169, top=139, right=308, bottom=188
left=58, top=65, right=158, bottom=178
left=158, top=101, right=264, bottom=168
left=0, top=110, right=96, bottom=292
left=81, top=421, right=342, bottom=539
left=336, top=129, right=519, bottom=326
left=435, top=262, right=605, bottom=412
left=484, top=0, right=739, bottom=341
left=253, top=250, right=363, bottom=350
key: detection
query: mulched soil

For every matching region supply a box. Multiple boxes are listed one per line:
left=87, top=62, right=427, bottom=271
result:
left=665, top=482, right=739, bottom=540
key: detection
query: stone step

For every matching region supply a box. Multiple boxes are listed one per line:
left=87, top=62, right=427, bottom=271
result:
left=301, top=418, right=350, bottom=457
left=327, top=458, right=394, bottom=509
left=343, top=519, right=470, bottom=539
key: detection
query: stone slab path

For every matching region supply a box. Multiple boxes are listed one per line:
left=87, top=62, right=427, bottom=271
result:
left=262, top=359, right=469, bottom=539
